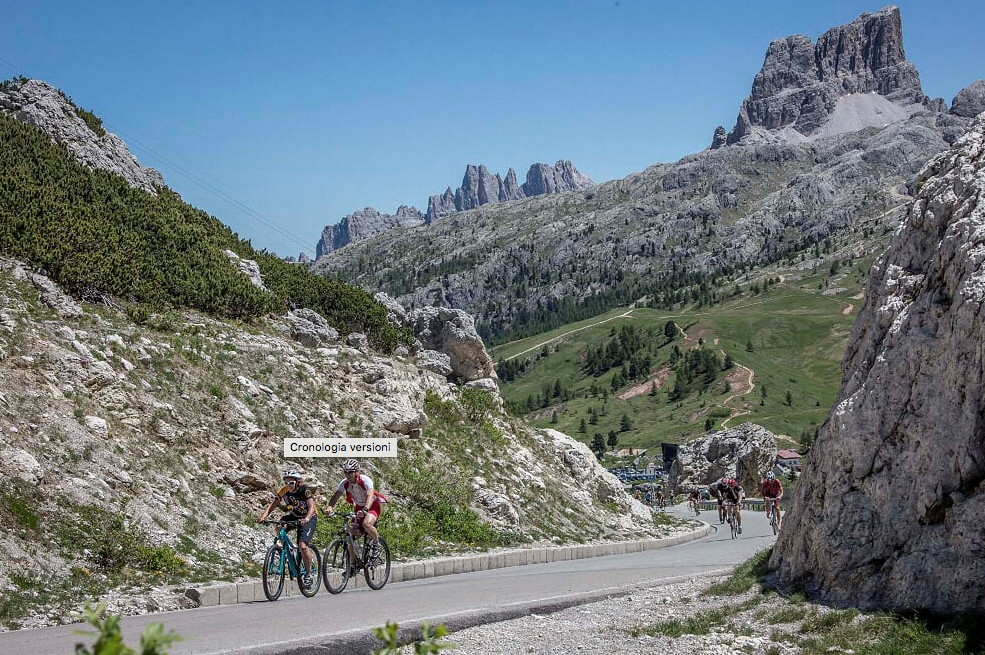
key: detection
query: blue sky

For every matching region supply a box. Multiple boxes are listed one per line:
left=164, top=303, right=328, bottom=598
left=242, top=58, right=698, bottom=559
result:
left=2, top=1, right=982, bottom=258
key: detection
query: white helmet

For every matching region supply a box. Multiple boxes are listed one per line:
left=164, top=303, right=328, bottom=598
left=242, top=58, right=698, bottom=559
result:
left=283, top=469, right=303, bottom=480
left=341, top=459, right=360, bottom=472
left=765, top=471, right=776, bottom=481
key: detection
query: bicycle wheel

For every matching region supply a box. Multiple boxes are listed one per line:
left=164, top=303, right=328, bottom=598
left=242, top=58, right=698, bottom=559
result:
left=363, top=536, right=391, bottom=590
left=322, top=538, right=350, bottom=594
left=730, top=512, right=738, bottom=539
left=297, top=545, right=322, bottom=597
left=770, top=504, right=779, bottom=535
left=262, top=546, right=286, bottom=601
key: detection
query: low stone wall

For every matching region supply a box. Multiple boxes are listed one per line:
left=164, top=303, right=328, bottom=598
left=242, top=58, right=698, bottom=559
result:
left=185, top=524, right=713, bottom=607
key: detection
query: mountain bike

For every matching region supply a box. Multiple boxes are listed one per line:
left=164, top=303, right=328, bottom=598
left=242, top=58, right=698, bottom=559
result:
left=724, top=502, right=739, bottom=539
left=260, top=519, right=321, bottom=600
left=688, top=498, right=701, bottom=516
left=322, top=512, right=391, bottom=593
left=766, top=497, right=781, bottom=535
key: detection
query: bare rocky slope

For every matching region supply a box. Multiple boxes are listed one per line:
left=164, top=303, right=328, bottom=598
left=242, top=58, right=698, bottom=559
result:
left=0, top=253, right=664, bottom=629
left=772, top=111, right=985, bottom=615
left=312, top=8, right=980, bottom=343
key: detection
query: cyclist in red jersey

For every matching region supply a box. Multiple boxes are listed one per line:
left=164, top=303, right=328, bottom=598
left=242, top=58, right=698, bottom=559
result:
left=761, top=471, right=784, bottom=529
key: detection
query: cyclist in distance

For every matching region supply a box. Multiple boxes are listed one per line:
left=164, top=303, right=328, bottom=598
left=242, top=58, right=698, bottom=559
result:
left=688, top=487, right=701, bottom=510
left=708, top=476, right=730, bottom=524
left=761, top=471, right=784, bottom=529
left=258, top=469, right=318, bottom=586
left=326, top=459, right=387, bottom=560
left=722, top=477, right=745, bottom=534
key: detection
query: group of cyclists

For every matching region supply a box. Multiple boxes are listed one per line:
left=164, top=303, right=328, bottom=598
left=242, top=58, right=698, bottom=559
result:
left=255, top=457, right=785, bottom=595
left=685, top=470, right=785, bottom=533
left=257, top=458, right=385, bottom=588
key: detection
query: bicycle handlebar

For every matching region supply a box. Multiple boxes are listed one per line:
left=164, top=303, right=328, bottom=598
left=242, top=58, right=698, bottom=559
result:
left=261, top=519, right=302, bottom=528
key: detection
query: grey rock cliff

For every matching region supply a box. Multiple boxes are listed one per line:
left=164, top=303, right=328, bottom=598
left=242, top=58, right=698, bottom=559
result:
left=425, top=160, right=593, bottom=223
left=771, top=112, right=985, bottom=615
left=725, top=7, right=931, bottom=145
left=315, top=205, right=423, bottom=258
left=0, top=79, right=164, bottom=193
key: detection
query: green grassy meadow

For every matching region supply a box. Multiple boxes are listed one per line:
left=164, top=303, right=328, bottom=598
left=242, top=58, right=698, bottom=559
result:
left=491, top=260, right=874, bottom=455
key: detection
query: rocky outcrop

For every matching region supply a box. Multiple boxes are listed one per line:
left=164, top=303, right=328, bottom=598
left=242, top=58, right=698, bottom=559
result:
left=949, top=79, right=985, bottom=118
left=772, top=113, right=985, bottom=615
left=667, top=423, right=777, bottom=494
left=285, top=308, right=339, bottom=348
left=375, top=292, right=495, bottom=382
left=315, top=205, right=424, bottom=257
left=725, top=7, right=934, bottom=145
left=425, top=161, right=593, bottom=222
left=0, top=79, right=164, bottom=193
left=521, top=160, right=594, bottom=196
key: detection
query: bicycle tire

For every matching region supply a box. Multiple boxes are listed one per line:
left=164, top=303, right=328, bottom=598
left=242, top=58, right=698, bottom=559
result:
left=322, top=538, right=350, bottom=594
left=770, top=503, right=779, bottom=535
left=262, top=546, right=286, bottom=601
left=298, top=545, right=322, bottom=597
left=363, top=536, right=391, bottom=591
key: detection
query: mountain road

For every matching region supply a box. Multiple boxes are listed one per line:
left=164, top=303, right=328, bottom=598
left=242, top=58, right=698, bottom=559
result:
left=3, top=505, right=777, bottom=655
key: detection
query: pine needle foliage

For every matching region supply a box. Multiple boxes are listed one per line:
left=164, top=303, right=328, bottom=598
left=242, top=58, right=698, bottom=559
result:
left=0, top=112, right=412, bottom=352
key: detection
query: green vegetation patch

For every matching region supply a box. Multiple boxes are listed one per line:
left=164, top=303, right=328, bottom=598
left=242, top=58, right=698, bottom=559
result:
left=0, top=109, right=412, bottom=352
left=701, top=547, right=772, bottom=597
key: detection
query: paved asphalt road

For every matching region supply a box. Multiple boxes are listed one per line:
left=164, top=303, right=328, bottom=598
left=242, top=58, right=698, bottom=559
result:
left=3, top=504, right=776, bottom=655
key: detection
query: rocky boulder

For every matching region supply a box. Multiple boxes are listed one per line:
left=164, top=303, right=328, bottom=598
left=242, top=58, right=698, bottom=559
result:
left=949, top=79, right=985, bottom=118
left=0, top=79, right=164, bottom=193
left=667, top=423, right=777, bottom=494
left=409, top=306, right=494, bottom=381
left=375, top=293, right=495, bottom=382
left=772, top=113, right=985, bottom=615
left=285, top=308, right=339, bottom=348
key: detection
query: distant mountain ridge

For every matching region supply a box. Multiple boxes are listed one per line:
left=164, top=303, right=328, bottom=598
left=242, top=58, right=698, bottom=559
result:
left=314, top=160, right=593, bottom=257
left=313, top=7, right=982, bottom=343
left=425, top=160, right=594, bottom=223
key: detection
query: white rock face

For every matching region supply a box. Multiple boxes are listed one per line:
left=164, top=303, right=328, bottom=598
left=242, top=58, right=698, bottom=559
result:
left=0, top=79, right=164, bottom=193
left=772, top=112, right=985, bottom=615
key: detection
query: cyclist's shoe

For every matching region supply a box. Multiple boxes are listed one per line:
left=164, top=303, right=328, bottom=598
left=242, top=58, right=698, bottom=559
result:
left=302, top=574, right=314, bottom=588
left=738, top=526, right=743, bottom=534
left=368, top=542, right=382, bottom=559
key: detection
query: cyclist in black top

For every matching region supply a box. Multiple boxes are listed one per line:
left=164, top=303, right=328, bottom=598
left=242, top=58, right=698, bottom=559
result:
left=722, top=478, right=745, bottom=534
left=258, top=468, right=318, bottom=587
left=708, top=476, right=730, bottom=524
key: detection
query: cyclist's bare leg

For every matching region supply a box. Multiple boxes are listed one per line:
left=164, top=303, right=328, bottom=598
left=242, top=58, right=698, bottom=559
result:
left=299, top=539, right=313, bottom=570
left=362, top=511, right=379, bottom=543
left=735, top=505, right=742, bottom=527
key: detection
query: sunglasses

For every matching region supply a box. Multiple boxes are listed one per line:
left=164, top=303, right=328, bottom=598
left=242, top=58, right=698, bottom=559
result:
left=283, top=479, right=298, bottom=485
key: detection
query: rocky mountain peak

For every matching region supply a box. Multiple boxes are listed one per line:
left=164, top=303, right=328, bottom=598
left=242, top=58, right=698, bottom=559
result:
left=424, top=160, right=593, bottom=223
left=315, top=205, right=424, bottom=258
left=771, top=112, right=985, bottom=614
left=719, top=6, right=934, bottom=147
left=0, top=78, right=164, bottom=193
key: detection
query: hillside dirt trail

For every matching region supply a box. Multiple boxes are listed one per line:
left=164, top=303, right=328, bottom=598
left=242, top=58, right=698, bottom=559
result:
left=504, top=308, right=635, bottom=361
left=671, top=322, right=757, bottom=428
